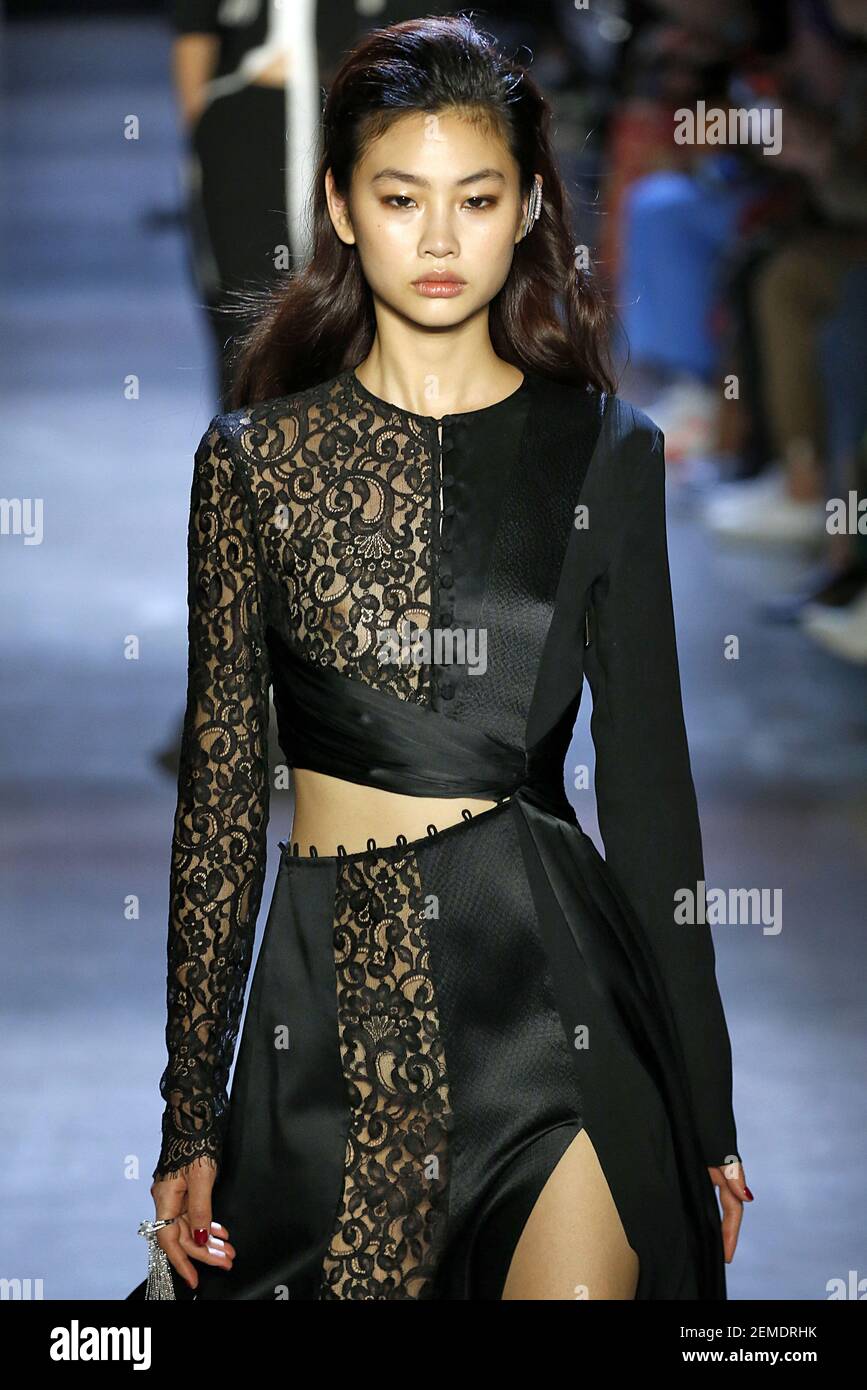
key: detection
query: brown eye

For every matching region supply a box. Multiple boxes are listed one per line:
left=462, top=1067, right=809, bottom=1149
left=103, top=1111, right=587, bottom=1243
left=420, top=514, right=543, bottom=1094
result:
left=384, top=195, right=415, bottom=208
left=464, top=196, right=496, bottom=209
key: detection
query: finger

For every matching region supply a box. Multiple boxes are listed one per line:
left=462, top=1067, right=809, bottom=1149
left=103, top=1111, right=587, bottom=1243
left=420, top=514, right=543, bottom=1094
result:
left=718, top=1180, right=744, bottom=1263
left=719, top=1155, right=753, bottom=1201
left=158, top=1216, right=235, bottom=1292
left=177, top=1216, right=236, bottom=1273
left=158, top=1221, right=201, bottom=1290
left=714, top=1159, right=754, bottom=1205
left=186, top=1170, right=216, bottom=1255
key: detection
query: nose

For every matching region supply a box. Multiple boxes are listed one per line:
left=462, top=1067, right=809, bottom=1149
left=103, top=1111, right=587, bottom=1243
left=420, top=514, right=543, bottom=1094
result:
left=417, top=197, right=460, bottom=259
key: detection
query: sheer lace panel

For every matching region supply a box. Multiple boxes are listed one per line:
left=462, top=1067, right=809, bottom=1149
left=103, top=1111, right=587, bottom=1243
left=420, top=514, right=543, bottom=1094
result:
left=153, top=419, right=271, bottom=1182
left=319, top=850, right=453, bottom=1299
left=230, top=373, right=435, bottom=703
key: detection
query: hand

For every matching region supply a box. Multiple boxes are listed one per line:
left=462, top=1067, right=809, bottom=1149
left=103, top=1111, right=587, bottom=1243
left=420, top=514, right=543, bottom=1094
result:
left=150, top=1158, right=236, bottom=1291
left=707, top=1159, right=752, bottom=1263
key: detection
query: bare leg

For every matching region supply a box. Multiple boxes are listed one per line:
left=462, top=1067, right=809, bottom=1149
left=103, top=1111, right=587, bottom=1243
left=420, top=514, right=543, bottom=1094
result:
left=501, top=1128, right=639, bottom=1300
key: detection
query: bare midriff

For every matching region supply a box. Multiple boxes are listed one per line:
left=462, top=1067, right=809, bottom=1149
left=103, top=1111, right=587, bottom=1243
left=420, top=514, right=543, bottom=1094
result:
left=290, top=768, right=501, bottom=856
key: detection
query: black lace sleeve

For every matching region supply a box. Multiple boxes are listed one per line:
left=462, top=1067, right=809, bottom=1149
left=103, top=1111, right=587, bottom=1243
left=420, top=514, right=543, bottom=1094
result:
left=152, top=418, right=271, bottom=1182
left=583, top=414, right=739, bottom=1170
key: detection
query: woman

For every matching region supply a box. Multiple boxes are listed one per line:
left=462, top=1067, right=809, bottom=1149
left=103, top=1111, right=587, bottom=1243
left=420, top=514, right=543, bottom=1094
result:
left=130, top=13, right=749, bottom=1302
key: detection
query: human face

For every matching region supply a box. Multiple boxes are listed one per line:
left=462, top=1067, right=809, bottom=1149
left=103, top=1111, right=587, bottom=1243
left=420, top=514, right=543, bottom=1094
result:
left=326, top=108, right=535, bottom=328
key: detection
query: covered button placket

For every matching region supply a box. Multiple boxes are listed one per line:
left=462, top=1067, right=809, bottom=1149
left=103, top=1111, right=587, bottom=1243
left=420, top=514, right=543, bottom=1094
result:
left=431, top=415, right=466, bottom=711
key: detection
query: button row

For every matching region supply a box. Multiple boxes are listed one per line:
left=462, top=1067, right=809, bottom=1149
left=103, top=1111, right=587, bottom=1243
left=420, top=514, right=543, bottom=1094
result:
left=435, top=419, right=465, bottom=704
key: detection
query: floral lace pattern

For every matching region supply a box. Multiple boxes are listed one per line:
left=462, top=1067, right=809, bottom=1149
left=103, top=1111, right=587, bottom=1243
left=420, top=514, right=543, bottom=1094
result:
left=230, top=371, right=435, bottom=702
left=318, top=850, right=453, bottom=1299
left=153, top=421, right=271, bottom=1181
left=154, top=372, right=446, bottom=1184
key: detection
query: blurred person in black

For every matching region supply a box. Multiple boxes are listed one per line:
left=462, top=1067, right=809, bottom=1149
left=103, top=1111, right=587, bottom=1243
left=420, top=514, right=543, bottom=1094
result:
left=171, top=0, right=359, bottom=409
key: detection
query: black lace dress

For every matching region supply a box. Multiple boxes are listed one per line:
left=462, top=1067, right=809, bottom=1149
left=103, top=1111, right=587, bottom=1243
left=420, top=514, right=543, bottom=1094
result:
left=127, top=366, right=740, bottom=1300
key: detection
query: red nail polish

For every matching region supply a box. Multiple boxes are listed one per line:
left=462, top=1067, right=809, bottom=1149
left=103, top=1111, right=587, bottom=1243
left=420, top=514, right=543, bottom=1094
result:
left=743, top=1185, right=754, bottom=1201
left=193, top=1227, right=209, bottom=1246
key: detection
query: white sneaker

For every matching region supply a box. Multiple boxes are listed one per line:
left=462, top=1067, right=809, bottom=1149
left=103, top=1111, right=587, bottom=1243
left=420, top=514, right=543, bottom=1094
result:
left=702, top=465, right=827, bottom=545
left=801, top=584, right=867, bottom=663
left=645, top=378, right=719, bottom=464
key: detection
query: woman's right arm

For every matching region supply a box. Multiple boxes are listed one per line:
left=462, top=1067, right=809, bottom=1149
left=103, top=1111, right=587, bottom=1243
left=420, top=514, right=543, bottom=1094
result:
left=153, top=418, right=271, bottom=1185
left=150, top=418, right=271, bottom=1287
left=582, top=406, right=740, bottom=1171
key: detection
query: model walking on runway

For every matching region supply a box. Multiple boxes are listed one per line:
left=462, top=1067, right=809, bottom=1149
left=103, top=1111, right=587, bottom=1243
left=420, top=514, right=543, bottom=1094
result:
left=130, top=12, right=750, bottom=1302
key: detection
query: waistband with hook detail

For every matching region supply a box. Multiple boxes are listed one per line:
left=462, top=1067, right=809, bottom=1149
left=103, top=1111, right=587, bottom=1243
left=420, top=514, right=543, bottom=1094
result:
left=277, top=795, right=515, bottom=865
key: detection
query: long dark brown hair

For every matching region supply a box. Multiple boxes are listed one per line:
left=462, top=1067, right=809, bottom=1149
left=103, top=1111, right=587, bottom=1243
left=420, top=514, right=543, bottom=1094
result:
left=227, top=11, right=616, bottom=409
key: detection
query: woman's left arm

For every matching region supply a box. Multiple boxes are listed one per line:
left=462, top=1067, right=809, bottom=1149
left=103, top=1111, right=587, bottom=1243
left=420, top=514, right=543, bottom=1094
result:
left=582, top=412, right=750, bottom=1256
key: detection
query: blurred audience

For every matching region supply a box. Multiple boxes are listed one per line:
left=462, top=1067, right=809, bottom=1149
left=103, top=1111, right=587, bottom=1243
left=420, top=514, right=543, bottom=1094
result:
left=597, top=0, right=867, bottom=660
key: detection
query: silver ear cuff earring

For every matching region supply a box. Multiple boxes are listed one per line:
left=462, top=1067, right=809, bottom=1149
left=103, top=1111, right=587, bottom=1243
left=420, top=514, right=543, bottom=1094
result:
left=521, top=178, right=543, bottom=238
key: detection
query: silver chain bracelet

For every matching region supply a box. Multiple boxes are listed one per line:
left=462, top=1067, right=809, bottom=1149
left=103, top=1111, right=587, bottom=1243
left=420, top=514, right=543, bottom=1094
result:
left=138, top=1218, right=178, bottom=1300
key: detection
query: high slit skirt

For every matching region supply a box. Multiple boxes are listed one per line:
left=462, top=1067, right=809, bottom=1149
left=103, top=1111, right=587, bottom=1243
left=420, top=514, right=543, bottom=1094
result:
left=135, top=793, right=724, bottom=1301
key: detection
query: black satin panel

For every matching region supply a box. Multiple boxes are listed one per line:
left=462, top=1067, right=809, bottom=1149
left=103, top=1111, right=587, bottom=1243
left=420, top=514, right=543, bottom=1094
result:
left=433, top=386, right=533, bottom=688
left=267, top=624, right=535, bottom=801
left=191, top=856, right=349, bottom=1300
left=416, top=800, right=585, bottom=1300
left=523, top=692, right=583, bottom=821
left=129, top=857, right=350, bottom=1302
left=511, top=789, right=727, bottom=1300
left=453, top=377, right=606, bottom=745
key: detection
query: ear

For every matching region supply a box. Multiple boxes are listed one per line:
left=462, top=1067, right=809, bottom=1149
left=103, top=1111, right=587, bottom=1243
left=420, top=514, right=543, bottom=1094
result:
left=515, top=173, right=543, bottom=243
left=325, top=167, right=356, bottom=246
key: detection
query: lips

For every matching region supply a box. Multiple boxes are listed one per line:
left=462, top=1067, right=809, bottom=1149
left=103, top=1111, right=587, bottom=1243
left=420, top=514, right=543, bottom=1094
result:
left=412, top=273, right=466, bottom=285
left=412, top=273, right=467, bottom=298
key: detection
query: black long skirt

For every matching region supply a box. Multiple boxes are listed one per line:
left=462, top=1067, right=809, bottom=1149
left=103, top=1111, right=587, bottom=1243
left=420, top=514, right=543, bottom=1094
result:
left=129, top=793, right=725, bottom=1301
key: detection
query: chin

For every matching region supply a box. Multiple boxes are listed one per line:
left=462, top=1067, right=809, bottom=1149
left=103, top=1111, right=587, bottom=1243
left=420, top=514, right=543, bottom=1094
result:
left=405, top=289, right=486, bottom=319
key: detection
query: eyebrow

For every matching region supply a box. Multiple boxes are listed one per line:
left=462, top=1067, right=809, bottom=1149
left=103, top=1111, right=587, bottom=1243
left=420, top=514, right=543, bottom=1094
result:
left=370, top=167, right=507, bottom=187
